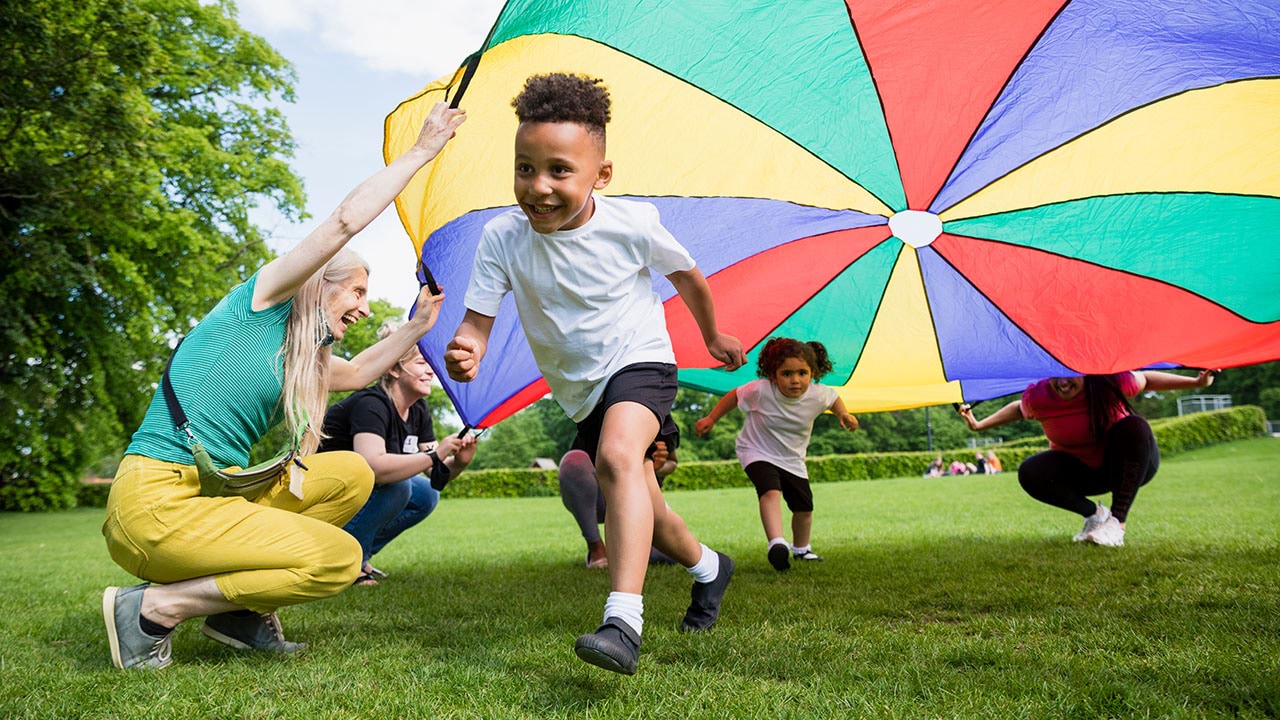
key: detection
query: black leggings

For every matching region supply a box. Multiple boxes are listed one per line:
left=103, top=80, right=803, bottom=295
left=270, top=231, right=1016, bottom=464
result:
left=1017, top=415, right=1159, bottom=522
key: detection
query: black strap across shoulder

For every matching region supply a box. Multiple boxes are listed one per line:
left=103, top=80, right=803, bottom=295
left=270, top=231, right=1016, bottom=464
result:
left=160, top=337, right=189, bottom=430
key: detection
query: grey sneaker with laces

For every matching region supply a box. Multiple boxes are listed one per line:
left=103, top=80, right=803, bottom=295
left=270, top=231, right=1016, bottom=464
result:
left=103, top=584, right=173, bottom=670
left=202, top=611, right=307, bottom=653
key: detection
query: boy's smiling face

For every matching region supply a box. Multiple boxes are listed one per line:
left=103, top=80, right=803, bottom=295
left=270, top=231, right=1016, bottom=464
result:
left=513, top=121, right=612, bottom=234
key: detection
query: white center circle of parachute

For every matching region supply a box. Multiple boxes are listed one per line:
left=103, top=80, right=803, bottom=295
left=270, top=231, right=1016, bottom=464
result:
left=888, top=210, right=943, bottom=248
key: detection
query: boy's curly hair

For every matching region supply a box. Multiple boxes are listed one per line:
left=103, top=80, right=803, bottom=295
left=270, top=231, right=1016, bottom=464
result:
left=512, top=73, right=611, bottom=141
left=756, top=337, right=834, bottom=381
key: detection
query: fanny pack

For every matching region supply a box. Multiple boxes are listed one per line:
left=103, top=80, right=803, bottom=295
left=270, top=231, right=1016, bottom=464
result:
left=160, top=339, right=306, bottom=499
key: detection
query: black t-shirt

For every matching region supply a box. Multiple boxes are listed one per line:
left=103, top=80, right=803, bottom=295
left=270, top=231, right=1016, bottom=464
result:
left=319, top=385, right=435, bottom=456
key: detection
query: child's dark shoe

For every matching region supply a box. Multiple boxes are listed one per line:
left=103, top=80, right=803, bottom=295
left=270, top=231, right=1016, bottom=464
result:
left=680, top=551, right=734, bottom=632
left=767, top=544, right=791, bottom=572
left=574, top=617, right=640, bottom=675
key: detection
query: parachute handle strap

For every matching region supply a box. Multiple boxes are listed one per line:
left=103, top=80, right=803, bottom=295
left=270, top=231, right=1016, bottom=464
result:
left=417, top=53, right=482, bottom=296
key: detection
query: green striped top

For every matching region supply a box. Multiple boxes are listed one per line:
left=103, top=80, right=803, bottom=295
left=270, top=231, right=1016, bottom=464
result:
left=126, top=272, right=294, bottom=468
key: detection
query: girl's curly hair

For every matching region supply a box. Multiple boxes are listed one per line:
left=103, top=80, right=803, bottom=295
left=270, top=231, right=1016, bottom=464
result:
left=512, top=73, right=611, bottom=141
left=756, top=337, right=833, bottom=381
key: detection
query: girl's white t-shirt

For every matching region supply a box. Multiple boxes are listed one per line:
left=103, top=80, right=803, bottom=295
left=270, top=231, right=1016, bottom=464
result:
left=735, top=378, right=839, bottom=479
left=465, top=195, right=696, bottom=421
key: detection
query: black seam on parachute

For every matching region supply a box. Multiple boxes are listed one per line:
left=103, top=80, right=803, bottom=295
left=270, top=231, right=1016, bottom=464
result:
left=927, top=238, right=1075, bottom=372
left=939, top=230, right=1274, bottom=329
left=433, top=195, right=893, bottom=222
left=841, top=238, right=901, bottom=385
left=927, top=0, right=1074, bottom=214
left=915, top=248, right=951, bottom=384
left=846, top=2, right=907, bottom=212
left=947, top=189, right=1280, bottom=221
left=740, top=231, right=894, bottom=389
left=934, top=65, right=1280, bottom=214
left=500, top=31, right=901, bottom=213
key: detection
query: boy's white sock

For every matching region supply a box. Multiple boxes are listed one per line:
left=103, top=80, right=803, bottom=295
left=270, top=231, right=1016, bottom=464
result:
left=686, top=543, right=720, bottom=584
left=767, top=537, right=788, bottom=549
left=791, top=543, right=812, bottom=555
left=603, top=592, right=643, bottom=636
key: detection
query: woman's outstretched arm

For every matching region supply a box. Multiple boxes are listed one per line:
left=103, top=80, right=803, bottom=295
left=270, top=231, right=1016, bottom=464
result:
left=252, top=103, right=466, bottom=311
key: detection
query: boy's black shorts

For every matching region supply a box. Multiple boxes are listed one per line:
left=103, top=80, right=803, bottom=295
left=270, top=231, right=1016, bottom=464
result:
left=571, top=362, right=680, bottom=465
left=745, top=461, right=815, bottom=513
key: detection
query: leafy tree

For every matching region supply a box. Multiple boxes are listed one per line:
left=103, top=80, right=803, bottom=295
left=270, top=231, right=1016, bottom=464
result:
left=467, top=398, right=569, bottom=471
left=1202, top=361, right=1280, bottom=413
left=1, top=0, right=302, bottom=509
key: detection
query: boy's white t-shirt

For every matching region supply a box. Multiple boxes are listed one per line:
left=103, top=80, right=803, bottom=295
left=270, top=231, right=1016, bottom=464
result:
left=735, top=378, right=839, bottom=479
left=465, top=195, right=696, bottom=422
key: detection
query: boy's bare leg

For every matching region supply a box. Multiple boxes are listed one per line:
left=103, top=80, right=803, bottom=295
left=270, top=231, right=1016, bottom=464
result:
left=595, top=402, right=662, bottom=594
left=648, top=471, right=701, bottom=566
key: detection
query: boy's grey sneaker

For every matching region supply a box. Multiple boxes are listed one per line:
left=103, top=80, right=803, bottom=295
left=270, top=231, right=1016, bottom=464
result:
left=680, top=551, right=735, bottom=633
left=202, top=611, right=307, bottom=653
left=103, top=584, right=173, bottom=670
left=767, top=544, right=791, bottom=571
left=574, top=617, right=640, bottom=675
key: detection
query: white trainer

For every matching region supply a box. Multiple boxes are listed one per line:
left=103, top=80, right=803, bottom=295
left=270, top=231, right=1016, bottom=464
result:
left=1085, top=516, right=1126, bottom=547
left=1073, top=505, right=1111, bottom=542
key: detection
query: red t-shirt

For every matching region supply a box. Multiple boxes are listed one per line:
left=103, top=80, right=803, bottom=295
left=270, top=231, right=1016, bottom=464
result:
left=1020, top=372, right=1140, bottom=468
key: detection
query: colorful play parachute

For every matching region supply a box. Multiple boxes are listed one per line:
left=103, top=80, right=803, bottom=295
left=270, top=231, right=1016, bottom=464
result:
left=385, top=0, right=1280, bottom=429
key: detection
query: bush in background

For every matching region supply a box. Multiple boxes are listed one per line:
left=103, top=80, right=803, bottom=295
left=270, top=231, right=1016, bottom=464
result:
left=73, top=405, right=1269, bottom=507
left=393, top=405, right=1268, bottom=501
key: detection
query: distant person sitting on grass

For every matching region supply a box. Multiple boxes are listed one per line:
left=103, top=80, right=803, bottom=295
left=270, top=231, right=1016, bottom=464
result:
left=320, top=323, right=477, bottom=586
left=985, top=449, right=1002, bottom=474
left=694, top=337, right=858, bottom=572
left=924, top=456, right=945, bottom=477
left=958, top=370, right=1216, bottom=547
left=559, top=439, right=679, bottom=569
left=100, top=103, right=465, bottom=670
left=444, top=72, right=745, bottom=676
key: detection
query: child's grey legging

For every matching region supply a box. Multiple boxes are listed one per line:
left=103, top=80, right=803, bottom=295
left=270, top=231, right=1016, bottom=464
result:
left=559, top=449, right=605, bottom=542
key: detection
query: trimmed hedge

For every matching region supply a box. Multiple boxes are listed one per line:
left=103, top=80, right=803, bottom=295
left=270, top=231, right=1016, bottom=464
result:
left=438, top=405, right=1267, bottom=498
left=76, top=406, right=1268, bottom=505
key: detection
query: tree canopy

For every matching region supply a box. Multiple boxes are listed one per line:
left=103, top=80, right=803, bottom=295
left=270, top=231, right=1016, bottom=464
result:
left=1, top=0, right=303, bottom=509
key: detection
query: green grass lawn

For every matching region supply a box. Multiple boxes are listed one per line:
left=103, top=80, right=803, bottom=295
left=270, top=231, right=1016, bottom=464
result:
left=2, top=438, right=1277, bottom=719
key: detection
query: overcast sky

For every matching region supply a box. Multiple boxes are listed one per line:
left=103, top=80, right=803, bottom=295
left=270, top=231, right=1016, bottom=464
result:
left=237, top=0, right=505, bottom=308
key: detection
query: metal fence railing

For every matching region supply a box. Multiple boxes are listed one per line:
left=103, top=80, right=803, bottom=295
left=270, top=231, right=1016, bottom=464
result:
left=1177, top=395, right=1232, bottom=416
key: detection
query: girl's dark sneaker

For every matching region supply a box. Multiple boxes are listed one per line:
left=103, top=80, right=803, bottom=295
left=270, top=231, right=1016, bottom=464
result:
left=767, top=544, right=791, bottom=571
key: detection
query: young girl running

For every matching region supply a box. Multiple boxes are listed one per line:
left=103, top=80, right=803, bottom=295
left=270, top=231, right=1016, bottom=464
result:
left=695, top=338, right=858, bottom=571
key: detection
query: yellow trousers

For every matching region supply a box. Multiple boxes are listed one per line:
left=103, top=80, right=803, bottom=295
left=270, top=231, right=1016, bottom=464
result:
left=103, top=452, right=374, bottom=614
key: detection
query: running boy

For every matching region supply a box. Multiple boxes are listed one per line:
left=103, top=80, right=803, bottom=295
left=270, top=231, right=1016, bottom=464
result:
left=695, top=338, right=858, bottom=571
left=445, top=73, right=745, bottom=675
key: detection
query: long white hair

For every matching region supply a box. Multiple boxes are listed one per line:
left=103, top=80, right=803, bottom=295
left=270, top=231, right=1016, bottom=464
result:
left=280, top=248, right=369, bottom=455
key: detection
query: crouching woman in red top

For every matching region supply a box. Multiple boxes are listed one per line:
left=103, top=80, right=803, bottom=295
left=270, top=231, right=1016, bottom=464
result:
left=958, top=370, right=1214, bottom=547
